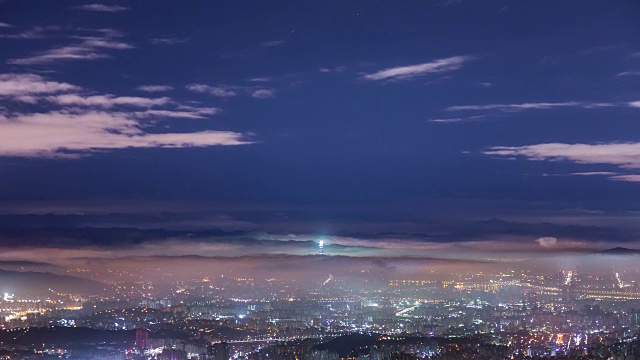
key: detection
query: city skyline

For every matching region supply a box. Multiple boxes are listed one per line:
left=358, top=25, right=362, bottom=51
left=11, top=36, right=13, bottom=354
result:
left=3, top=3, right=640, bottom=359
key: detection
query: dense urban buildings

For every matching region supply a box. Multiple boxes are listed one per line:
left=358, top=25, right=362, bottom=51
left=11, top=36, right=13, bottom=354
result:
left=3, top=258, right=640, bottom=359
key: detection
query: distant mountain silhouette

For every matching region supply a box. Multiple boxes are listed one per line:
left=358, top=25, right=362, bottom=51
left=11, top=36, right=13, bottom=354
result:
left=316, top=334, right=379, bottom=357
left=598, top=247, right=640, bottom=255
left=0, top=269, right=109, bottom=295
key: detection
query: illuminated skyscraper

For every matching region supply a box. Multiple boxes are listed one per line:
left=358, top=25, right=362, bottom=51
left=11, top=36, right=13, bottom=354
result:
left=319, top=240, right=324, bottom=255
left=135, top=328, right=149, bottom=349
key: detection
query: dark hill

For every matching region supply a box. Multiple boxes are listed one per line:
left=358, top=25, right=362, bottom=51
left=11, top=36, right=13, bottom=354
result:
left=316, top=334, right=378, bottom=357
left=0, top=269, right=110, bottom=295
left=598, top=247, right=640, bottom=255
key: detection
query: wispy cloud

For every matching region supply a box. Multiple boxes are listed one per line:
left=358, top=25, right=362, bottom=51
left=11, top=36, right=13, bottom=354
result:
left=0, top=22, right=13, bottom=28
left=610, top=175, right=640, bottom=182
left=0, top=74, right=78, bottom=97
left=260, top=40, right=285, bottom=47
left=136, top=85, right=173, bottom=92
left=74, top=4, right=129, bottom=12
left=44, top=94, right=171, bottom=108
left=150, top=37, right=188, bottom=45
left=7, top=32, right=133, bottom=65
left=186, top=84, right=237, bottom=97
left=134, top=108, right=221, bottom=119
left=616, top=71, right=640, bottom=77
left=428, top=115, right=486, bottom=124
left=186, top=83, right=276, bottom=99
left=447, top=101, right=618, bottom=112
left=363, top=55, right=472, bottom=81
left=252, top=89, right=276, bottom=99
left=318, top=66, right=347, bottom=73
left=247, top=77, right=272, bottom=83
left=0, top=74, right=250, bottom=158
left=483, top=143, right=640, bottom=180
left=0, top=26, right=59, bottom=39
left=0, top=110, right=249, bottom=158
left=569, top=172, right=617, bottom=176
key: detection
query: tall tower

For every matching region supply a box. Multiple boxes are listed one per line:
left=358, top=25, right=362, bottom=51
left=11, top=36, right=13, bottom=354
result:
left=135, top=328, right=149, bottom=349
left=319, top=240, right=324, bottom=255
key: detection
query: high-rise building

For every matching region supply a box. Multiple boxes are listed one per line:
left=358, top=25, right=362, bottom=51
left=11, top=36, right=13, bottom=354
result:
left=210, top=342, right=229, bottom=360
left=319, top=240, right=324, bottom=255
left=135, top=328, right=149, bottom=349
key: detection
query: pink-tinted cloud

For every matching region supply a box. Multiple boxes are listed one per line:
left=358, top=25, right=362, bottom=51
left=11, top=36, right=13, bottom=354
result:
left=363, top=56, right=472, bottom=81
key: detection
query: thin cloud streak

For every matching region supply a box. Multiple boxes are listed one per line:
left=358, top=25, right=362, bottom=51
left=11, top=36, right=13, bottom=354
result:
left=150, top=37, right=188, bottom=45
left=186, top=84, right=237, bottom=97
left=136, top=85, right=174, bottom=92
left=74, top=4, right=129, bottom=12
left=7, top=32, right=133, bottom=65
left=428, top=115, right=486, bottom=123
left=569, top=172, right=617, bottom=176
left=483, top=143, right=640, bottom=180
left=448, top=102, right=619, bottom=112
left=609, top=175, right=640, bottom=182
left=252, top=89, right=276, bottom=99
left=363, top=56, right=472, bottom=81
left=0, top=26, right=59, bottom=39
left=0, top=74, right=78, bottom=96
left=134, top=108, right=222, bottom=119
left=186, top=83, right=276, bottom=99
left=616, top=71, right=640, bottom=77
left=44, top=94, right=171, bottom=108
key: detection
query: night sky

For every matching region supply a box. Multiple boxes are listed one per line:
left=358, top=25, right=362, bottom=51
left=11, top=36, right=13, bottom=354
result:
left=0, top=1, right=640, bottom=268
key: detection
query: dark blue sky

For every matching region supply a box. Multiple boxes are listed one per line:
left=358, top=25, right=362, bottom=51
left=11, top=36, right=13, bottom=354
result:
left=0, top=0, right=639, bottom=241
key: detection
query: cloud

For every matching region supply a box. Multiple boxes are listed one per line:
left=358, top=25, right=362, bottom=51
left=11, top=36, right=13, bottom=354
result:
left=609, top=175, right=640, bottom=182
left=187, top=84, right=276, bottom=99
left=0, top=22, right=12, bottom=28
left=318, top=66, right=347, bottom=74
left=134, top=108, right=221, bottom=119
left=136, top=85, right=174, bottom=92
left=7, top=32, right=132, bottom=65
left=616, top=71, right=640, bottom=77
left=629, top=101, right=640, bottom=108
left=484, top=142, right=640, bottom=170
left=260, top=40, right=285, bottom=47
left=0, top=74, right=79, bottom=97
left=363, top=55, right=472, bottom=81
left=0, top=26, right=59, bottom=39
left=0, top=110, right=249, bottom=158
left=569, top=172, right=617, bottom=176
left=252, top=89, right=276, bottom=99
left=45, top=94, right=171, bottom=108
left=186, top=84, right=237, bottom=97
left=150, top=37, right=188, bottom=45
left=428, top=115, right=486, bottom=123
left=248, top=77, right=271, bottom=82
left=447, top=101, right=618, bottom=112
left=535, top=236, right=558, bottom=248
left=8, top=46, right=108, bottom=65
left=74, top=4, right=129, bottom=12
left=0, top=74, right=250, bottom=158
